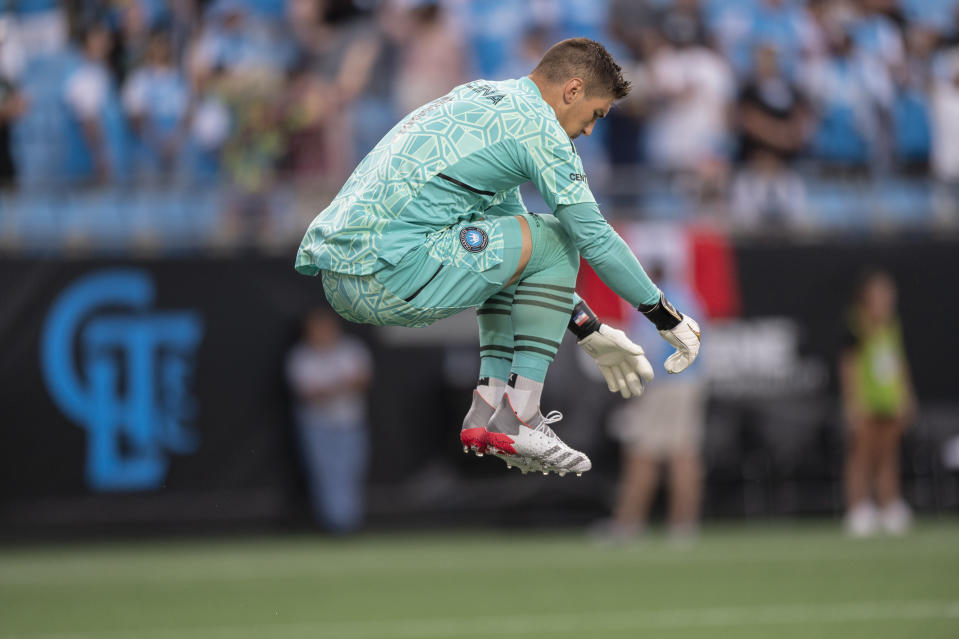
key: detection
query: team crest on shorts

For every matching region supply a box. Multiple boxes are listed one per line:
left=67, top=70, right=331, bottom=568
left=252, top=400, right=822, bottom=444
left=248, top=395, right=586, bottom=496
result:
left=459, top=227, right=488, bottom=253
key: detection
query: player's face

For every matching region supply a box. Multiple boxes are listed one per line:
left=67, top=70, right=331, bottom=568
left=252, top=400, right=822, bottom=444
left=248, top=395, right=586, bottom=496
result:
left=564, top=93, right=613, bottom=139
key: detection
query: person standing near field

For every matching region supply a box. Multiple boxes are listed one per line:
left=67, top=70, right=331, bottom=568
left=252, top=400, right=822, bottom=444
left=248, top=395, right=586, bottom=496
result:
left=840, top=270, right=917, bottom=536
left=294, top=38, right=701, bottom=476
left=599, top=264, right=707, bottom=543
left=286, top=308, right=372, bottom=533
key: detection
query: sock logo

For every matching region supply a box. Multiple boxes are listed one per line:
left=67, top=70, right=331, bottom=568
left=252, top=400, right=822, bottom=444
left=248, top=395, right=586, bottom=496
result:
left=459, top=226, right=488, bottom=253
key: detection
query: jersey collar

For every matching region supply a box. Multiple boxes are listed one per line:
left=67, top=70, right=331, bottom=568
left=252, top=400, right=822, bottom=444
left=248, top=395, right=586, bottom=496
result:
left=519, top=76, right=543, bottom=100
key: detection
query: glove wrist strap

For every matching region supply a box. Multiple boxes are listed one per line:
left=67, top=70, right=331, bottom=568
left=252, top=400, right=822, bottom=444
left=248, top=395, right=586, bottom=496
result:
left=568, top=300, right=602, bottom=340
left=638, top=293, right=683, bottom=331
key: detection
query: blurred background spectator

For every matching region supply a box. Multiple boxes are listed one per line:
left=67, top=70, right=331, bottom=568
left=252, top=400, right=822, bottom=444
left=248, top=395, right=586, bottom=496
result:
left=731, top=43, right=810, bottom=227
left=63, top=23, right=123, bottom=186
left=839, top=270, right=916, bottom=537
left=596, top=264, right=708, bottom=544
left=0, top=18, right=26, bottom=190
left=122, top=29, right=190, bottom=183
left=286, top=307, right=373, bottom=533
left=638, top=2, right=735, bottom=206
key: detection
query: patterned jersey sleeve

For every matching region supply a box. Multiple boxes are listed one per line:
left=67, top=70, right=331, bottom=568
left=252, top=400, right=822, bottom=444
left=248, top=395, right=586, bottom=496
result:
left=515, top=127, right=596, bottom=212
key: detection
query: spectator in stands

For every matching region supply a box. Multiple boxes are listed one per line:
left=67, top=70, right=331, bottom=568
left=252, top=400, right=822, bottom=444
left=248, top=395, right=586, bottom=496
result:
left=889, top=24, right=934, bottom=172
left=0, top=18, right=26, bottom=190
left=642, top=7, right=735, bottom=201
left=712, top=0, right=811, bottom=80
left=8, top=0, right=67, bottom=59
left=840, top=270, right=917, bottom=537
left=122, top=29, right=190, bottom=182
left=499, top=25, right=550, bottom=84
left=596, top=264, right=708, bottom=544
left=800, top=22, right=893, bottom=172
left=278, top=55, right=334, bottom=182
left=451, top=0, right=534, bottom=80
left=930, top=28, right=959, bottom=224
left=799, top=0, right=833, bottom=63
left=731, top=43, right=810, bottom=227
left=182, top=82, right=229, bottom=183
left=189, top=0, right=281, bottom=82
left=850, top=0, right=906, bottom=75
left=286, top=307, right=373, bottom=533
left=218, top=66, right=284, bottom=243
left=392, top=1, right=465, bottom=118
left=112, top=0, right=158, bottom=84
left=63, top=23, right=124, bottom=185
left=285, top=0, right=397, bottom=172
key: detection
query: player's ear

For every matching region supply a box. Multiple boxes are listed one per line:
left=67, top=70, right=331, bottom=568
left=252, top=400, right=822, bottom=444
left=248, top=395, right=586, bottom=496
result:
left=563, top=77, right=585, bottom=104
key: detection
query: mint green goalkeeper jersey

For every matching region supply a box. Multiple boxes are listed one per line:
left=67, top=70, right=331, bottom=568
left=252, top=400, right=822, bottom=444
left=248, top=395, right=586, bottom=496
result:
left=295, top=76, right=660, bottom=308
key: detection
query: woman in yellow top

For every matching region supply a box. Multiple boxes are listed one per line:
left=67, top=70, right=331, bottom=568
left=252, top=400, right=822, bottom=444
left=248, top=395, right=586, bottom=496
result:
left=839, top=270, right=917, bottom=536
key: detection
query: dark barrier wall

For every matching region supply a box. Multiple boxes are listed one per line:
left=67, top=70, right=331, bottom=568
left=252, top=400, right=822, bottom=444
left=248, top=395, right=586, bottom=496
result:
left=0, top=258, right=333, bottom=531
left=735, top=238, right=959, bottom=400
left=2, top=238, right=958, bottom=535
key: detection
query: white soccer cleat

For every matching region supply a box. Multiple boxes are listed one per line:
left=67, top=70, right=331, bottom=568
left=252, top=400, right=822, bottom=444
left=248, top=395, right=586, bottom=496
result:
left=485, top=396, right=591, bottom=476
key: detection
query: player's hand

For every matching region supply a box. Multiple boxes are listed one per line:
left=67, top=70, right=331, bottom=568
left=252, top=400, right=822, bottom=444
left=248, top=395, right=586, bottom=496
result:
left=658, top=314, right=701, bottom=374
left=639, top=292, right=701, bottom=374
left=578, top=324, right=655, bottom=398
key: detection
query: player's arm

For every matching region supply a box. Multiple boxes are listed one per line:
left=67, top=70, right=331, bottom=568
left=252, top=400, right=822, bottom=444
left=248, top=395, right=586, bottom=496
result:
left=555, top=202, right=701, bottom=374
left=515, top=133, right=700, bottom=373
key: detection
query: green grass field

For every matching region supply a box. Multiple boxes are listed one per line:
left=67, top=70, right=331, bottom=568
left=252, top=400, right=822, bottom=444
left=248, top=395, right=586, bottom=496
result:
left=2, top=519, right=958, bottom=639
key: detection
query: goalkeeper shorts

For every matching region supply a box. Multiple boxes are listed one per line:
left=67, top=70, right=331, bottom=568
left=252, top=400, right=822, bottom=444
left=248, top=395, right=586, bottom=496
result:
left=321, top=213, right=574, bottom=327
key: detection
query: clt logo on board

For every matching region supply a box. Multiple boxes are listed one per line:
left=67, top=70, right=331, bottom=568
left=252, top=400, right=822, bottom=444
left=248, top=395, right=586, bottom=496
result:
left=40, top=269, right=204, bottom=492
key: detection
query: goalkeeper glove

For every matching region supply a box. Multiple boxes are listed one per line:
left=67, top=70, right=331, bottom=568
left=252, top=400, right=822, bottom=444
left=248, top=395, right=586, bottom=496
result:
left=639, top=292, right=701, bottom=374
left=569, top=300, right=654, bottom=398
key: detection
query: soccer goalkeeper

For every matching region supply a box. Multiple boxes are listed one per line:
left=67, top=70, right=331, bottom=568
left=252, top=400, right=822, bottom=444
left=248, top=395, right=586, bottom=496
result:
left=295, top=38, right=701, bottom=476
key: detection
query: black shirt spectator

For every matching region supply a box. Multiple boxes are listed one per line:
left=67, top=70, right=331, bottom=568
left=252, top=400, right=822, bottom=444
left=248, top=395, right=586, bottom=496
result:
left=0, top=74, right=25, bottom=188
left=737, top=44, right=808, bottom=164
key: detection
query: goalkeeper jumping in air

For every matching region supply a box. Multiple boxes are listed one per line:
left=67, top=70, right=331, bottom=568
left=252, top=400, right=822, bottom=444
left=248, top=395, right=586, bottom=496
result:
left=295, top=38, right=701, bottom=476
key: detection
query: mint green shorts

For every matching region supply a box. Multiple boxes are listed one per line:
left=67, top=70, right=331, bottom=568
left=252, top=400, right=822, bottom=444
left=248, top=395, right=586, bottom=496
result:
left=321, top=213, right=574, bottom=327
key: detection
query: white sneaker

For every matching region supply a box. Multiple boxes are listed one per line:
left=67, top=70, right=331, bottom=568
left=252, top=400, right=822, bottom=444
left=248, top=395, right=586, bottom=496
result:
left=485, top=396, right=591, bottom=476
left=879, top=500, right=913, bottom=535
left=844, top=502, right=878, bottom=538
left=587, top=519, right=644, bottom=545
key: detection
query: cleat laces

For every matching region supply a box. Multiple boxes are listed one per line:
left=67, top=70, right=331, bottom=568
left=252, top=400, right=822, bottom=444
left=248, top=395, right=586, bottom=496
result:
left=533, top=411, right=564, bottom=439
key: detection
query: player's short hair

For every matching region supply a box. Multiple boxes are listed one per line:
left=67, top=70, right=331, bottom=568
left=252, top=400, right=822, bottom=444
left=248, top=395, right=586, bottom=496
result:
left=532, top=38, right=631, bottom=99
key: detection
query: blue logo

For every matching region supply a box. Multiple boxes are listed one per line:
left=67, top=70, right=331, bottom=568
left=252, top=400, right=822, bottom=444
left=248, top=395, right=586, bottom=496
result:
left=459, top=226, right=488, bottom=253
left=40, top=269, right=204, bottom=492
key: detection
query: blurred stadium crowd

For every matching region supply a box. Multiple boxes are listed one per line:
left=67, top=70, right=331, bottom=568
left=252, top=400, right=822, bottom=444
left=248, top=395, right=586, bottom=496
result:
left=1, top=0, right=959, bottom=247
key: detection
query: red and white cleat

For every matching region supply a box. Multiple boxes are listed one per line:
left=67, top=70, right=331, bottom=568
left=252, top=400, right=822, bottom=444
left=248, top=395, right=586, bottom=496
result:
left=485, top=396, right=591, bottom=477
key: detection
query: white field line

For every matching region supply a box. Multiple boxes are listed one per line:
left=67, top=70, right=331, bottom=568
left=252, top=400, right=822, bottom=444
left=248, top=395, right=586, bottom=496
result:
left=1, top=543, right=956, bottom=586
left=5, top=600, right=959, bottom=639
